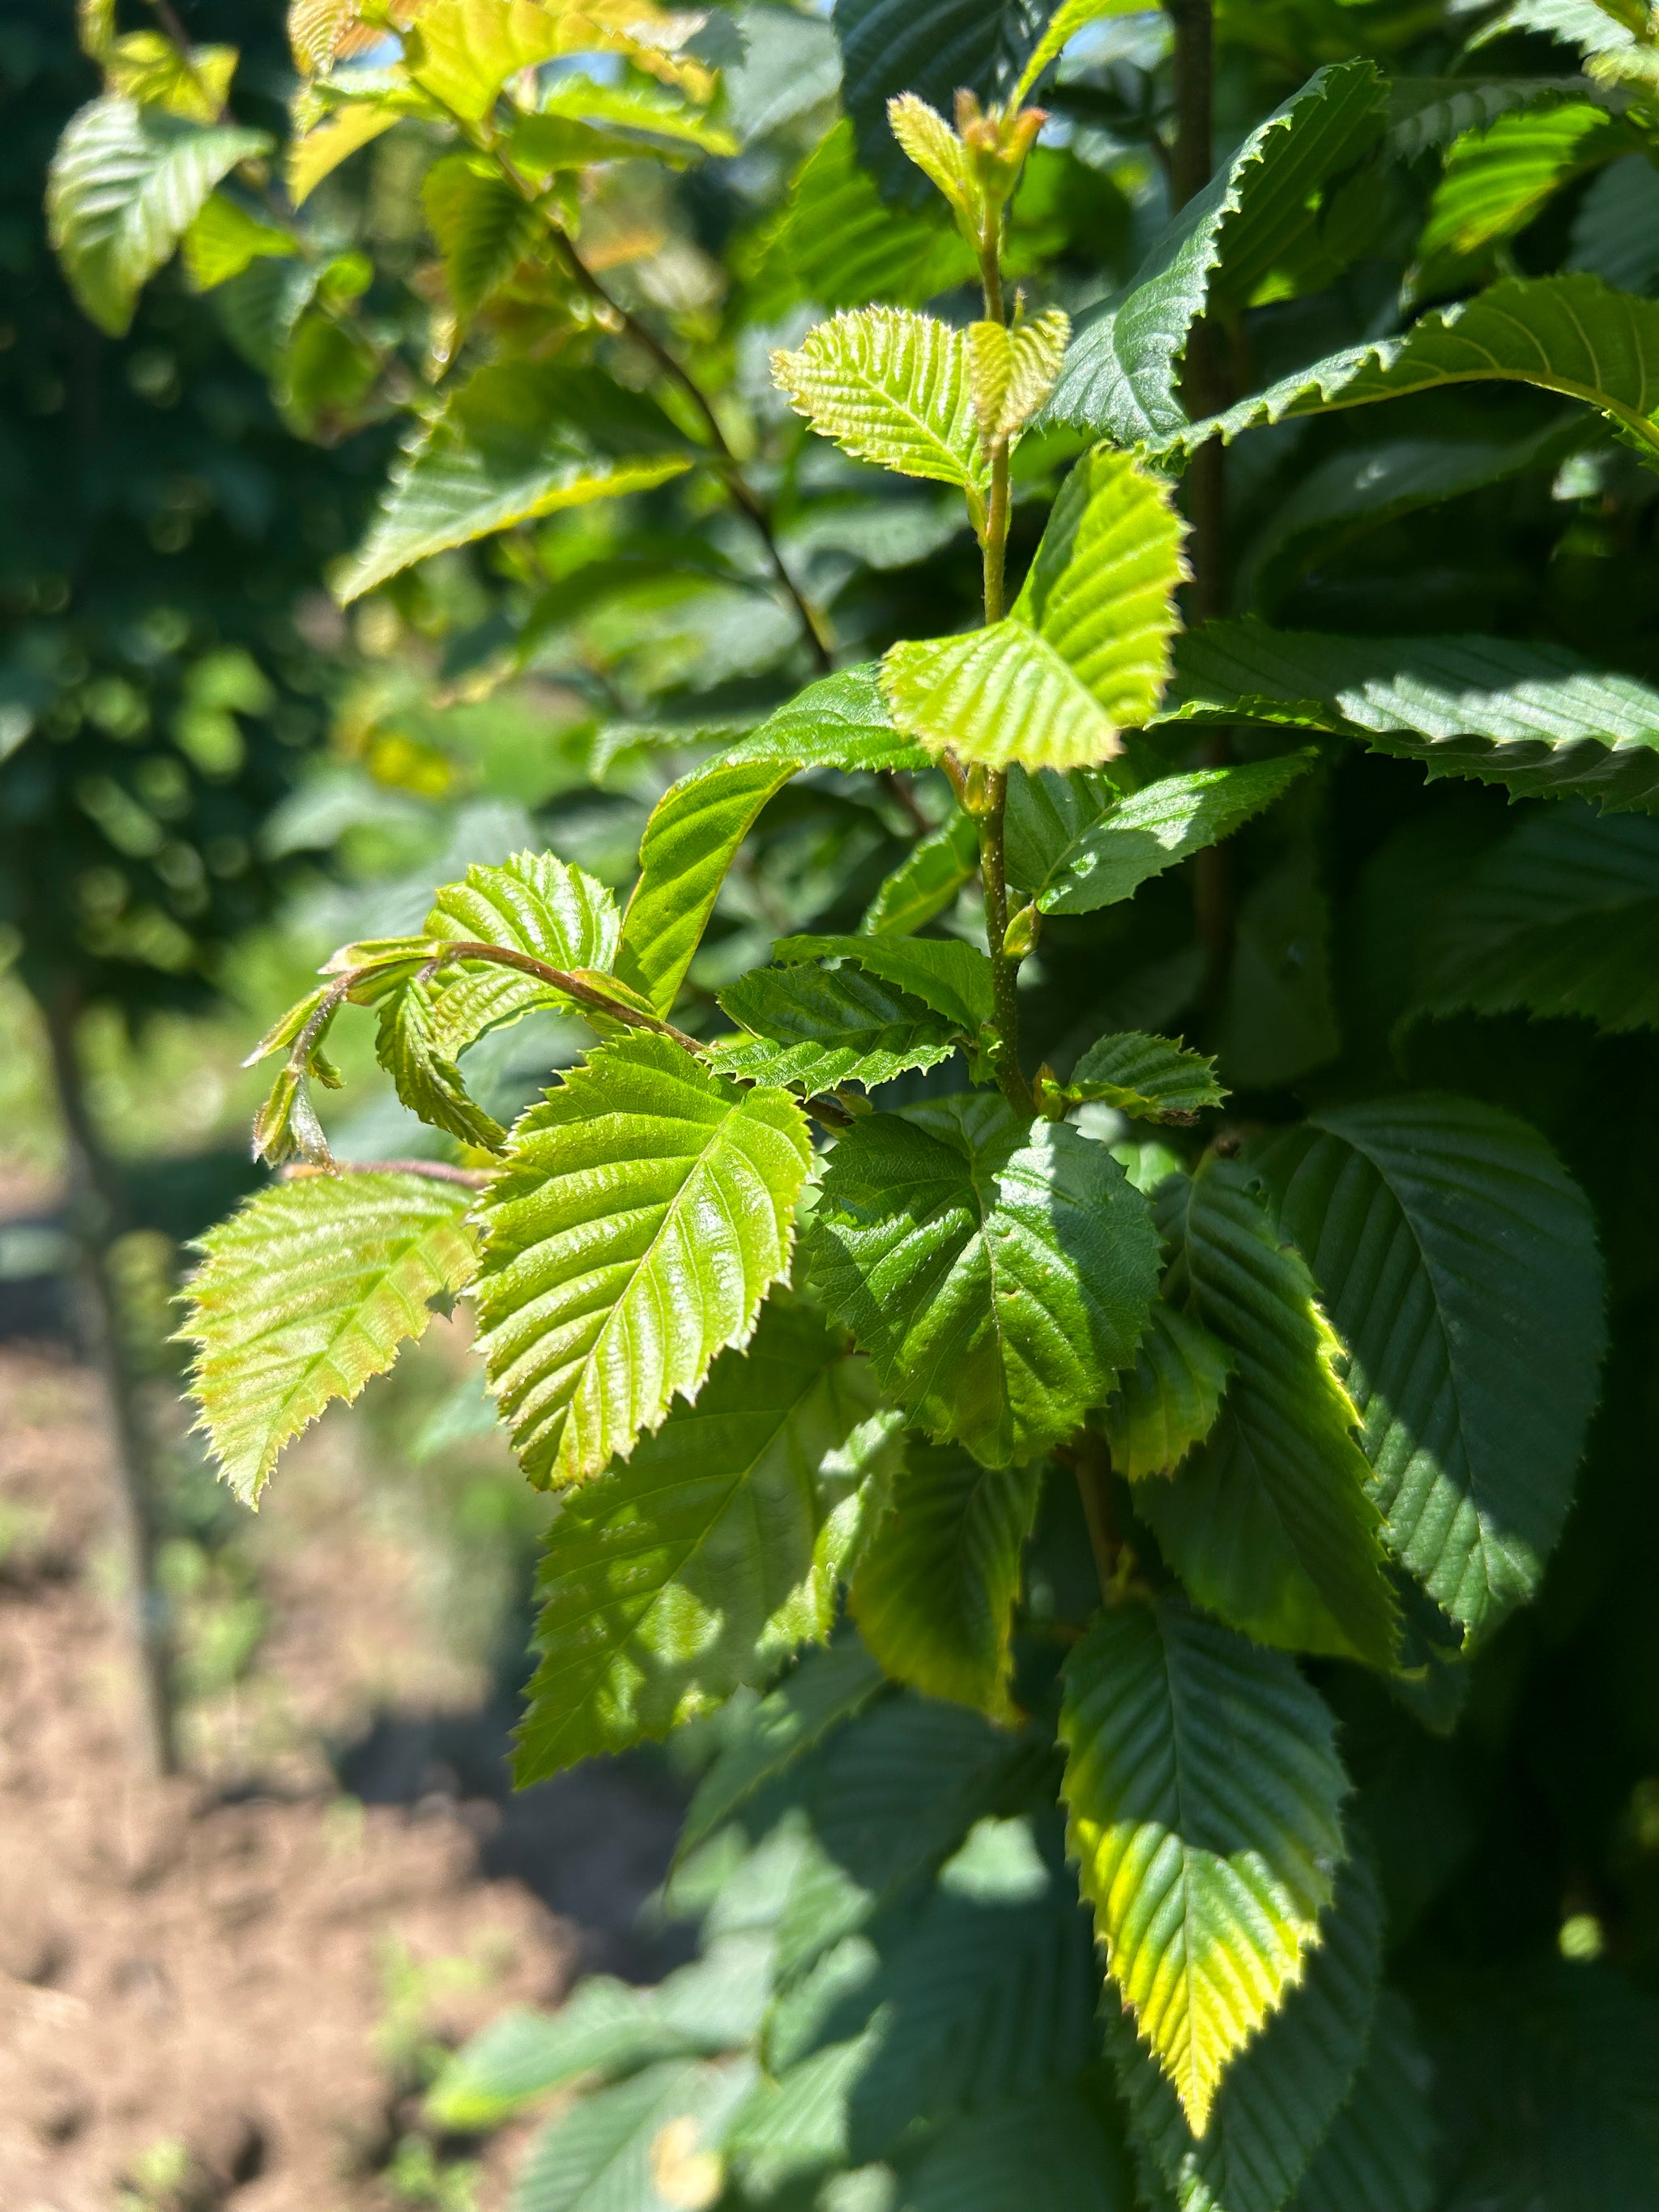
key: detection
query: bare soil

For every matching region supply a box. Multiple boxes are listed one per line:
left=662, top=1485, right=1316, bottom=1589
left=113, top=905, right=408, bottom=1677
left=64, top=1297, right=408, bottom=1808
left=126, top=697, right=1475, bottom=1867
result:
left=0, top=1344, right=680, bottom=2211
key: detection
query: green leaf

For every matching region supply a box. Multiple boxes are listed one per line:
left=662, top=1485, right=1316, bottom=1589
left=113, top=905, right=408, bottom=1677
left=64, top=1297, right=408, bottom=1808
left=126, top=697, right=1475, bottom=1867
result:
left=181, top=1170, right=478, bottom=1507
left=1100, top=1300, right=1234, bottom=1480
left=288, top=100, right=399, bottom=207
left=771, top=309, right=987, bottom=492
left=1013, top=0, right=1149, bottom=102
left=336, top=360, right=693, bottom=603
left=710, top=963, right=964, bottom=1093
left=1569, top=151, right=1659, bottom=292
left=771, top=934, right=995, bottom=1035
left=852, top=1439, right=1042, bottom=1719
left=1135, top=1157, right=1398, bottom=1667
left=680, top=1638, right=891, bottom=1857
left=1469, top=0, right=1638, bottom=57
left=1411, top=805, right=1659, bottom=1031
left=966, top=308, right=1073, bottom=445
left=427, top=1978, right=710, bottom=2129
left=754, top=121, right=977, bottom=312
left=181, top=192, right=296, bottom=292
left=862, top=809, right=983, bottom=937
left=104, top=30, right=238, bottom=123
left=513, top=1299, right=891, bottom=1783
left=1161, top=620, right=1659, bottom=811
left=1385, top=75, right=1601, bottom=160
left=613, top=667, right=928, bottom=1018
left=403, top=0, right=567, bottom=121
left=1417, top=101, right=1631, bottom=272
left=47, top=96, right=271, bottom=336
left=1215, top=847, right=1340, bottom=1091
left=376, top=976, right=509, bottom=1151
left=423, top=852, right=621, bottom=1058
left=898, top=2077, right=1136, bottom=2212
left=753, top=1819, right=1106, bottom=2179
left=1047, top=62, right=1386, bottom=442
left=1110, top=1848, right=1383, bottom=2212
left=1064, top=1030, right=1226, bottom=1121
left=421, top=148, right=544, bottom=319
left=833, top=0, right=1049, bottom=207
left=473, top=1034, right=812, bottom=1488
left=1168, top=274, right=1659, bottom=468
left=1007, top=755, right=1316, bottom=914
left=881, top=447, right=1187, bottom=772
left=1058, top=1595, right=1350, bottom=2137
left=1258, top=1095, right=1606, bottom=1643
left=511, top=78, right=736, bottom=169
left=806, top=1096, right=1161, bottom=1467
left=512, top=2056, right=753, bottom=2212
left=1288, top=1993, right=1434, bottom=2212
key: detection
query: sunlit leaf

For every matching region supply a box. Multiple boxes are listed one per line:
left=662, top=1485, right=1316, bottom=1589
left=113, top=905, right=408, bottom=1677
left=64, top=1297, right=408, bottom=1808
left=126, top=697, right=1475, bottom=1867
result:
left=772, top=309, right=987, bottom=492
left=474, top=1034, right=812, bottom=1487
left=881, top=447, right=1187, bottom=772
left=710, top=962, right=964, bottom=1093
left=513, top=1299, right=892, bottom=1781
left=181, top=1170, right=478, bottom=1506
left=807, top=1095, right=1161, bottom=1467
left=1062, top=1029, right=1226, bottom=1120
left=1100, top=1299, right=1234, bottom=1479
left=1059, top=1596, right=1350, bottom=2136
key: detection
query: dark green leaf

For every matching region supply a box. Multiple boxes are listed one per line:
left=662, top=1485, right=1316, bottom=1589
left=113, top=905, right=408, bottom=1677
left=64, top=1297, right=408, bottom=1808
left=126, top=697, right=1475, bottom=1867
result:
left=807, top=1097, right=1161, bottom=1467
left=898, top=2076, right=1136, bottom=2212
left=1110, top=1848, right=1383, bottom=2212
left=1059, top=1596, right=1350, bottom=2135
left=710, top=962, right=964, bottom=1093
left=1047, top=62, right=1386, bottom=442
left=772, top=934, right=994, bottom=1034
left=852, top=1439, right=1043, bottom=1718
left=513, top=1300, right=894, bottom=1784
left=1162, top=620, right=1659, bottom=811
left=1101, top=1300, right=1234, bottom=1479
left=1258, top=1095, right=1606, bottom=1642
left=1289, top=1993, right=1434, bottom=2212
left=862, top=810, right=983, bottom=937
left=1412, top=805, right=1659, bottom=1030
left=1137, top=1158, right=1398, bottom=1666
left=1064, top=1030, right=1226, bottom=1121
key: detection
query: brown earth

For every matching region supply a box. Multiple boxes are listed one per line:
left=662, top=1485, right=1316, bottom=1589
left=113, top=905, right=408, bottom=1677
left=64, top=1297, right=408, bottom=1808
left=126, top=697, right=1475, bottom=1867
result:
left=0, top=1342, right=680, bottom=2212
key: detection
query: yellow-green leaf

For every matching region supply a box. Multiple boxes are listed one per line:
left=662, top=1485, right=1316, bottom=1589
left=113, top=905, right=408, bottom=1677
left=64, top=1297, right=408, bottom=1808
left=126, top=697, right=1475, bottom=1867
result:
left=181, top=1170, right=479, bottom=1506
left=772, top=309, right=987, bottom=493
left=1059, top=1596, right=1349, bottom=2136
left=881, top=446, right=1187, bottom=771
left=474, top=1034, right=812, bottom=1487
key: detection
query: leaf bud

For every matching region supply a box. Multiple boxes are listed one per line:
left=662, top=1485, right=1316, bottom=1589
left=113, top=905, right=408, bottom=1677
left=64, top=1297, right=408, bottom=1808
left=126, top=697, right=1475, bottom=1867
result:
left=1002, top=901, right=1040, bottom=959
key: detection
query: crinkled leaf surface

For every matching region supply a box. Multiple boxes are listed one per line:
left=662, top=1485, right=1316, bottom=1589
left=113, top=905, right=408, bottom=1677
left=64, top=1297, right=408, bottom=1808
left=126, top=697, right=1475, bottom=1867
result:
left=1008, top=755, right=1315, bottom=914
left=711, top=962, right=963, bottom=1093
left=1136, top=1159, right=1398, bottom=1666
left=474, top=1035, right=812, bottom=1487
left=1066, top=1030, right=1226, bottom=1120
left=1162, top=620, right=1659, bottom=811
left=881, top=448, right=1187, bottom=771
left=1058, top=1596, right=1350, bottom=2137
left=806, top=1095, right=1160, bottom=1467
left=852, top=1440, right=1043, bottom=1720
left=1412, top=805, right=1659, bottom=1031
left=513, top=1298, right=891, bottom=1783
left=772, top=309, right=986, bottom=491
left=772, top=933, right=994, bottom=1034
left=1047, top=62, right=1386, bottom=441
left=1169, top=274, right=1659, bottom=467
left=1101, top=1300, right=1234, bottom=1479
left=1290, top=1993, right=1434, bottom=2212
left=1258, top=1096, right=1605, bottom=1642
left=423, top=853, right=621, bottom=1057
left=1110, top=1848, right=1383, bottom=2212
left=183, top=1170, right=477, bottom=1506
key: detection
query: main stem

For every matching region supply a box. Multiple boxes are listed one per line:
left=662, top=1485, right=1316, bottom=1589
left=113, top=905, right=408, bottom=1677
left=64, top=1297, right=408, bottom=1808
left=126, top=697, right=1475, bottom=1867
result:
left=1165, top=0, right=1235, bottom=993
left=41, top=994, right=177, bottom=1778
left=975, top=234, right=1034, bottom=1119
